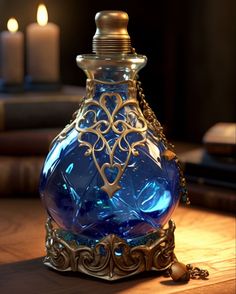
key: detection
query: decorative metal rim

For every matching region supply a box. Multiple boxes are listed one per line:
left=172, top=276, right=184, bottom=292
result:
left=44, top=218, right=176, bottom=281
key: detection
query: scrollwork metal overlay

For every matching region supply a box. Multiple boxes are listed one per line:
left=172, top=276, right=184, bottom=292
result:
left=52, top=80, right=147, bottom=198
left=75, top=91, right=147, bottom=197
left=44, top=217, right=176, bottom=281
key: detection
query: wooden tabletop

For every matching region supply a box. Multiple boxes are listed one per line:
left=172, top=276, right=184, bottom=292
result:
left=0, top=198, right=235, bottom=294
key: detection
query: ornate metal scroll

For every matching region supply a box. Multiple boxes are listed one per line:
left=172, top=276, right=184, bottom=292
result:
left=53, top=80, right=147, bottom=198
left=76, top=92, right=147, bottom=197
left=44, top=217, right=176, bottom=281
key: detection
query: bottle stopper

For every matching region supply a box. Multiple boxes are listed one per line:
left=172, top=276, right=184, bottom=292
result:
left=93, top=10, right=131, bottom=54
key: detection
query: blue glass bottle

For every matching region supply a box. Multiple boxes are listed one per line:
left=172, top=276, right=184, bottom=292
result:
left=39, top=11, right=183, bottom=247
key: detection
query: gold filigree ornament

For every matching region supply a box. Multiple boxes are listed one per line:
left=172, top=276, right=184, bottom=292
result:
left=53, top=79, right=147, bottom=198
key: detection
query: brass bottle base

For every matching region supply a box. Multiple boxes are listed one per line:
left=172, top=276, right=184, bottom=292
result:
left=43, top=218, right=192, bottom=281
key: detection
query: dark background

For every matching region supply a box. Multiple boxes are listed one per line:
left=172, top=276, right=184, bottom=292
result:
left=0, top=0, right=235, bottom=142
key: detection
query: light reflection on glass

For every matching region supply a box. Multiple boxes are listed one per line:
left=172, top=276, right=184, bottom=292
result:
left=66, top=163, right=74, bottom=174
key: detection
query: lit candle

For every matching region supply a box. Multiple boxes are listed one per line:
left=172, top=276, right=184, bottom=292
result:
left=0, top=18, right=24, bottom=85
left=26, top=4, right=60, bottom=83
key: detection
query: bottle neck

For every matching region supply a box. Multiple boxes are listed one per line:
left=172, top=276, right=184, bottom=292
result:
left=77, top=53, right=147, bottom=101
left=77, top=53, right=147, bottom=82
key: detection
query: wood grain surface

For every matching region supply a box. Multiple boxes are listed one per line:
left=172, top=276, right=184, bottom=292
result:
left=0, top=199, right=235, bottom=294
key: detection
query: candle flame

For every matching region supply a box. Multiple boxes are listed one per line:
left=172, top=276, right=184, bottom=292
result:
left=37, top=4, right=48, bottom=26
left=7, top=18, right=19, bottom=33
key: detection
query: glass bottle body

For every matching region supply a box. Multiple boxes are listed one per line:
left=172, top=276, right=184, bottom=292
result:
left=39, top=54, right=181, bottom=245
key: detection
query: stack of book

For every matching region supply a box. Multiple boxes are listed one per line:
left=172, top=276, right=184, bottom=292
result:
left=0, top=86, right=85, bottom=197
left=179, top=123, right=236, bottom=213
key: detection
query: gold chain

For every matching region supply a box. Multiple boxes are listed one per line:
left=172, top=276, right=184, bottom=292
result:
left=187, top=264, right=209, bottom=279
left=136, top=80, right=171, bottom=148
left=135, top=76, right=190, bottom=205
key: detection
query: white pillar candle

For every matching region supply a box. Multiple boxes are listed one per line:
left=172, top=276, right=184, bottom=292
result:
left=0, top=18, right=24, bottom=84
left=26, top=4, right=60, bottom=83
